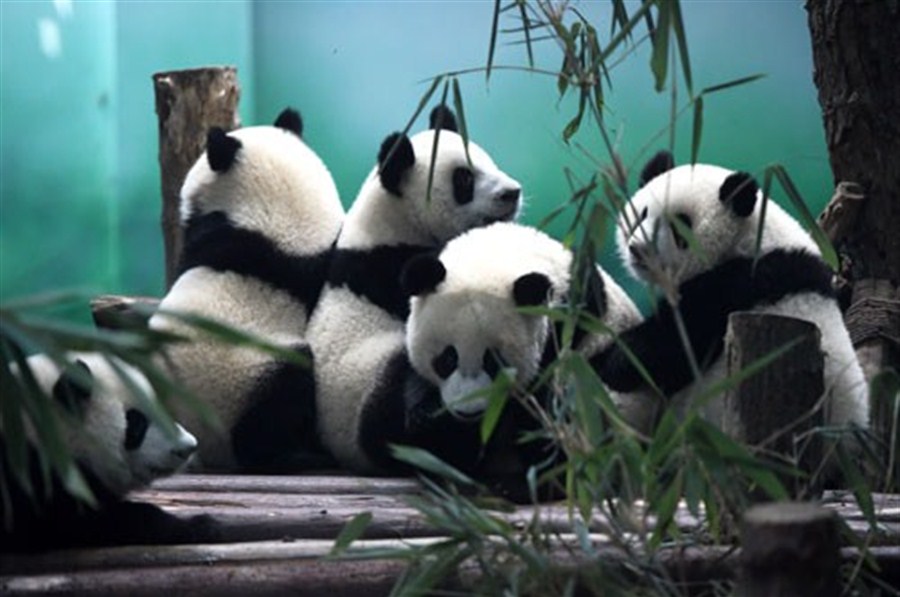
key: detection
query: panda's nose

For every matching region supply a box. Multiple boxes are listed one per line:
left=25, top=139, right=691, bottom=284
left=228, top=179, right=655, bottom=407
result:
left=172, top=443, right=197, bottom=460
left=499, top=188, right=520, bottom=204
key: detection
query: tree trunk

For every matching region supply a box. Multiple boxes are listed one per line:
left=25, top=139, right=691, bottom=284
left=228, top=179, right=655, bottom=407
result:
left=806, top=0, right=900, bottom=370
left=153, top=67, right=241, bottom=289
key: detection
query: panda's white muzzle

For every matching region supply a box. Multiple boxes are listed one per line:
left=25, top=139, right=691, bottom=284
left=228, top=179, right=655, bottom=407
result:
left=440, top=371, right=492, bottom=418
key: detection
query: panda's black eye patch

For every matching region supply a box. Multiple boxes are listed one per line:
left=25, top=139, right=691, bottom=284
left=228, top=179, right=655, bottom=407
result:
left=482, top=349, right=506, bottom=379
left=452, top=167, right=475, bottom=205
left=670, top=213, right=693, bottom=250
left=124, top=409, right=150, bottom=451
left=432, top=346, right=458, bottom=380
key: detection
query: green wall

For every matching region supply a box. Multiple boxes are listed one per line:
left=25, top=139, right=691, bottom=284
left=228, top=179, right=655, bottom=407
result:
left=1, top=1, right=829, bottom=311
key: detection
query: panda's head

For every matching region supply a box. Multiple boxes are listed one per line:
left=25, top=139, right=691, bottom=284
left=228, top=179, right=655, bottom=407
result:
left=617, top=150, right=765, bottom=288
left=373, top=106, right=522, bottom=244
left=179, top=108, right=343, bottom=254
left=24, top=353, right=197, bottom=497
left=403, top=223, right=571, bottom=418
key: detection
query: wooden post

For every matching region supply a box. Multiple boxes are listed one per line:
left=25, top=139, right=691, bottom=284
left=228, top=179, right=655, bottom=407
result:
left=738, top=502, right=840, bottom=597
left=721, top=312, right=825, bottom=497
left=153, top=66, right=241, bottom=289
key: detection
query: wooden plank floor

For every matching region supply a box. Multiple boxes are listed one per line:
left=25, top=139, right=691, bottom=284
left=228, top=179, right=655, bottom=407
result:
left=1, top=475, right=898, bottom=595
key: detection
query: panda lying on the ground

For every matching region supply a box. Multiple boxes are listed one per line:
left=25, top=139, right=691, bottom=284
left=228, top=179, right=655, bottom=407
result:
left=149, top=108, right=344, bottom=472
left=307, top=106, right=522, bottom=473
left=1, top=352, right=207, bottom=551
left=595, top=151, right=869, bottom=436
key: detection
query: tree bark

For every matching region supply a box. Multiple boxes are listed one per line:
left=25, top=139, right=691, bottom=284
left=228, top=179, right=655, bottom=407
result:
left=153, top=67, right=241, bottom=289
left=806, top=1, right=900, bottom=378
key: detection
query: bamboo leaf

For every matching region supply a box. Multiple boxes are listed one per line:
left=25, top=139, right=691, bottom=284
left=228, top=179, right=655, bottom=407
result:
left=690, top=95, right=703, bottom=165
left=426, top=80, right=451, bottom=204
left=390, top=445, right=478, bottom=487
left=450, top=77, right=473, bottom=168
left=768, top=164, right=839, bottom=270
left=700, top=73, right=766, bottom=96
left=486, top=0, right=502, bottom=82
left=480, top=381, right=510, bottom=445
left=670, top=0, right=692, bottom=94
left=330, top=512, right=373, bottom=556
left=649, top=1, right=670, bottom=92
left=517, top=0, right=534, bottom=68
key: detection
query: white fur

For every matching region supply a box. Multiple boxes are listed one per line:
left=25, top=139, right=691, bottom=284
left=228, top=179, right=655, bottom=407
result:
left=310, top=127, right=522, bottom=473
left=618, top=163, right=868, bottom=431
left=180, top=124, right=343, bottom=256
left=10, top=352, right=196, bottom=496
left=151, top=118, right=344, bottom=470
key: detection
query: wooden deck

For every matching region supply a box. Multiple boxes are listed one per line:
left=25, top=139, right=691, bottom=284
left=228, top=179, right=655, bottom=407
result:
left=2, top=475, right=899, bottom=595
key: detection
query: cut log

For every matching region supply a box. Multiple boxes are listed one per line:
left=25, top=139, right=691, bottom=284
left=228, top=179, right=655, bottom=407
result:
left=90, top=295, right=160, bottom=330
left=722, top=312, right=825, bottom=496
left=738, top=502, right=840, bottom=597
left=153, top=66, right=241, bottom=289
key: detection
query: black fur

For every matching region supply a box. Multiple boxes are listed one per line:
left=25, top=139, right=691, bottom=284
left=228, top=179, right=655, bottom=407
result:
left=124, top=409, right=150, bottom=451
left=720, top=171, right=758, bottom=218
left=452, top=167, right=475, bottom=205
left=273, top=107, right=303, bottom=138
left=513, top=273, right=552, bottom=307
left=206, top=127, right=242, bottom=173
left=357, top=349, right=430, bottom=472
left=231, top=345, right=333, bottom=472
left=401, top=254, right=447, bottom=296
left=377, top=133, right=416, bottom=197
left=594, top=249, right=835, bottom=395
left=429, top=105, right=458, bottom=132
left=352, top=345, right=561, bottom=502
left=329, top=244, right=435, bottom=320
left=0, top=438, right=219, bottom=552
left=52, top=359, right=92, bottom=416
left=639, top=150, right=675, bottom=187
left=179, top=211, right=332, bottom=314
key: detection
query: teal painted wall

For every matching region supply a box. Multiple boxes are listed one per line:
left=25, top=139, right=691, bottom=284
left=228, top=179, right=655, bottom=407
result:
left=1, top=1, right=828, bottom=310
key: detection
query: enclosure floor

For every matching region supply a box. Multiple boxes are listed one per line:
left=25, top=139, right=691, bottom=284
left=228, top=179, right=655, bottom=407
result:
left=1, top=474, right=898, bottom=595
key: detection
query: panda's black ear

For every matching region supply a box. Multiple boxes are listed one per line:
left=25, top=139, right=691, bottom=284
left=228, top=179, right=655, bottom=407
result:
left=720, top=171, right=758, bottom=218
left=401, top=254, right=446, bottom=296
left=206, top=127, right=242, bottom=173
left=274, top=108, right=303, bottom=138
left=429, top=105, right=458, bottom=133
left=639, top=150, right=675, bottom=187
left=513, top=272, right=553, bottom=307
left=53, top=359, right=93, bottom=417
left=378, top=132, right=416, bottom=197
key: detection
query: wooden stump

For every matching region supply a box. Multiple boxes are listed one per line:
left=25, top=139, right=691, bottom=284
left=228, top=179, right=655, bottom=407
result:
left=722, top=312, right=825, bottom=496
left=738, top=502, right=840, bottom=597
left=153, top=66, right=241, bottom=289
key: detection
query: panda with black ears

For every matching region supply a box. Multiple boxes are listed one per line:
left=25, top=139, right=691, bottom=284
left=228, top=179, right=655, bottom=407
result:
left=149, top=108, right=344, bottom=472
left=307, top=105, right=522, bottom=473
left=400, top=222, right=656, bottom=495
left=596, top=151, right=869, bottom=435
left=1, top=352, right=205, bottom=551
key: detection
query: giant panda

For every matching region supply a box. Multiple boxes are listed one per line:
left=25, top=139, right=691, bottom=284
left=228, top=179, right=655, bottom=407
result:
left=149, top=108, right=344, bottom=472
left=595, top=151, right=869, bottom=436
left=1, top=352, right=202, bottom=551
left=307, top=105, right=522, bottom=473
left=400, top=222, right=654, bottom=496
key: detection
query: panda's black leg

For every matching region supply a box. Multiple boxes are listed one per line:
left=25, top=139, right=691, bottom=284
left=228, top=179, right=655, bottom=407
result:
left=231, top=344, right=335, bottom=472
